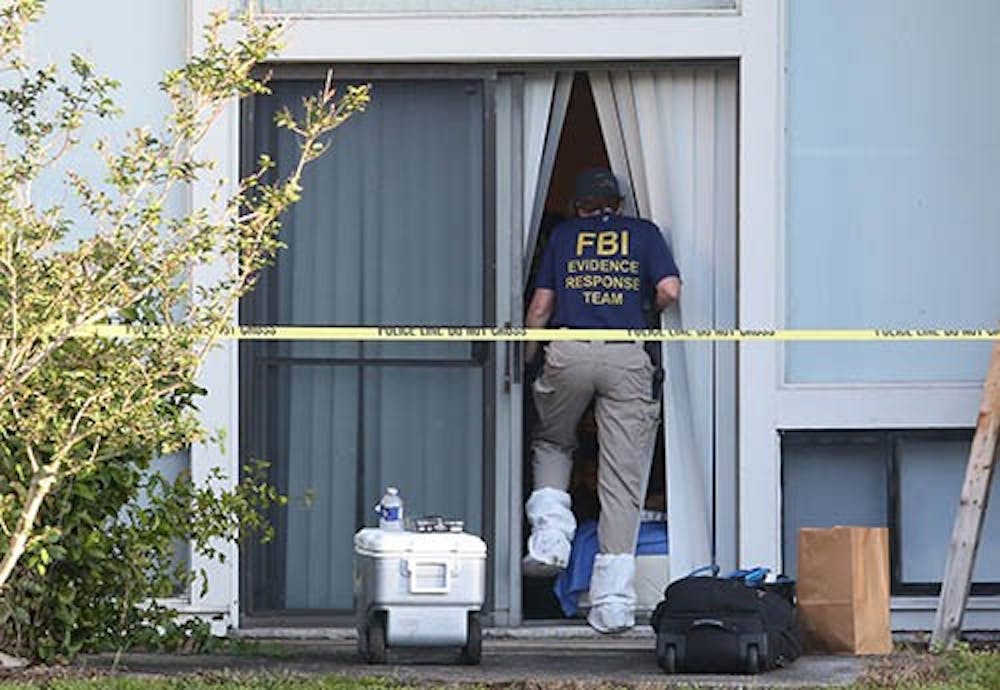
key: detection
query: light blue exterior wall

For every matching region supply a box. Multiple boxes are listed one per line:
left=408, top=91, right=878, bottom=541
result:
left=786, top=0, right=1000, bottom=383
left=28, top=0, right=186, bottom=221
left=26, top=0, right=190, bottom=567
left=31, top=0, right=185, bottom=121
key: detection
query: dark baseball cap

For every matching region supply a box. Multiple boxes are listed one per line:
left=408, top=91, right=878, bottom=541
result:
left=573, top=167, right=622, bottom=201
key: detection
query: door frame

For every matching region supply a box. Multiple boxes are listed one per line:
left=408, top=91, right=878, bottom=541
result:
left=188, top=0, right=783, bottom=631
left=505, top=63, right=739, bottom=625
left=232, top=60, right=740, bottom=626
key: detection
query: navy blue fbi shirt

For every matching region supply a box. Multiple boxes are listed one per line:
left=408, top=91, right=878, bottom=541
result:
left=533, top=214, right=680, bottom=329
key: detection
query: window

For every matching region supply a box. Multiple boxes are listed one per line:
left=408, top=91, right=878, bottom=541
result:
left=781, top=433, right=888, bottom=579
left=896, top=436, right=1000, bottom=594
left=782, top=430, right=999, bottom=595
left=785, top=0, right=1000, bottom=383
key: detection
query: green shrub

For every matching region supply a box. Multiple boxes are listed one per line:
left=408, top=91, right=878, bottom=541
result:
left=0, top=436, right=283, bottom=661
left=0, top=0, right=368, bottom=661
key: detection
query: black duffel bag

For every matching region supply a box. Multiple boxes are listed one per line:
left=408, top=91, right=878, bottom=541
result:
left=650, top=574, right=803, bottom=674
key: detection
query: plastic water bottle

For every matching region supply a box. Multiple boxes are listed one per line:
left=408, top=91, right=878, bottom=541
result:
left=376, top=487, right=404, bottom=531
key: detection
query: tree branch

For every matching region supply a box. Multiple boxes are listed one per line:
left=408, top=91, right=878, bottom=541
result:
left=0, top=462, right=59, bottom=590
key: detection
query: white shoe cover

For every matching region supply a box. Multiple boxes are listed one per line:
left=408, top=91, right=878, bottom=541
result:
left=521, top=488, right=575, bottom=577
left=587, top=553, right=636, bottom=634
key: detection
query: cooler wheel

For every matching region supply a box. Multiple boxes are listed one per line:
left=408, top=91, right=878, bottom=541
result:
left=365, top=614, right=387, bottom=665
left=461, top=611, right=482, bottom=665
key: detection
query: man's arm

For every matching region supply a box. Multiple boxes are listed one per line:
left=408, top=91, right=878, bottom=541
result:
left=525, top=288, right=555, bottom=363
left=654, top=276, right=681, bottom=312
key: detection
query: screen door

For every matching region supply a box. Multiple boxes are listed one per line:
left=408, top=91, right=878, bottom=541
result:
left=240, top=76, right=492, bottom=615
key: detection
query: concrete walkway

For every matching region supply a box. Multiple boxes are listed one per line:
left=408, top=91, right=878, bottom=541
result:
left=81, top=638, right=865, bottom=688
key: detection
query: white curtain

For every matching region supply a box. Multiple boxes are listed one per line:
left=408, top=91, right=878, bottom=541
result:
left=494, top=72, right=569, bottom=622
left=590, top=68, right=737, bottom=579
left=523, top=73, right=572, bottom=259
left=496, top=72, right=572, bottom=306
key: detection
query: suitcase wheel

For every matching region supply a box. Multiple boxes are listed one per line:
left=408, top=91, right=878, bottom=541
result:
left=461, top=611, right=482, bottom=665
left=657, top=643, right=677, bottom=674
left=365, top=613, right=387, bottom=665
left=744, top=643, right=760, bottom=674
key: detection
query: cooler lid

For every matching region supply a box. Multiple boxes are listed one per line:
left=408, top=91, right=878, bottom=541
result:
left=354, top=527, right=486, bottom=558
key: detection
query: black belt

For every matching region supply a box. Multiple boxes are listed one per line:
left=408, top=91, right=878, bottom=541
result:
left=555, top=327, right=636, bottom=345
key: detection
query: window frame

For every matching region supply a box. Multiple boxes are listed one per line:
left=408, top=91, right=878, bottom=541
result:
left=247, top=0, right=742, bottom=20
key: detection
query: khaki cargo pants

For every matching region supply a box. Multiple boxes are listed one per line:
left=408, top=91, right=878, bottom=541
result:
left=531, top=340, right=661, bottom=554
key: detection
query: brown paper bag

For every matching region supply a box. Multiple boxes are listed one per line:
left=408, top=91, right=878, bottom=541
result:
left=797, top=526, right=892, bottom=655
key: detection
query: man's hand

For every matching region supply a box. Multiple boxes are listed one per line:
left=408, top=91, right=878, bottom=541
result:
left=655, top=276, right=681, bottom=312
left=525, top=288, right=555, bottom=364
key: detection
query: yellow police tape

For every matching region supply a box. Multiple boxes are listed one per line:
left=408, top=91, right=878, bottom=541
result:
left=72, top=325, right=1000, bottom=341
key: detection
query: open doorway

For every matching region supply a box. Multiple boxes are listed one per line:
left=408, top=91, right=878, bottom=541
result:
left=520, top=72, right=668, bottom=621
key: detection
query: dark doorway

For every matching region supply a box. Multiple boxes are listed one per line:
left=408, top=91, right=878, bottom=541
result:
left=520, top=72, right=666, bottom=621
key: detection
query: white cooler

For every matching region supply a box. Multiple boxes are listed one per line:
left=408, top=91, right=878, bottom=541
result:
left=353, top=527, right=486, bottom=664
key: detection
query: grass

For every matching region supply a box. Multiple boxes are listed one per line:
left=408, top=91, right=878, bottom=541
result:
left=198, top=639, right=294, bottom=659
left=859, top=643, right=998, bottom=689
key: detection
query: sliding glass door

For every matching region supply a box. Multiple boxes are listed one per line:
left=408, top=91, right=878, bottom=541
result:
left=240, top=76, right=492, bottom=616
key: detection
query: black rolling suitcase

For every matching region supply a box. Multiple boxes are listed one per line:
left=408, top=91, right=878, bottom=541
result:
left=650, top=574, right=802, bottom=674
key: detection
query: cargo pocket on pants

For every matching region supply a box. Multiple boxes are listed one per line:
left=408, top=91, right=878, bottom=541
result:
left=533, top=343, right=569, bottom=401
left=531, top=368, right=560, bottom=428
left=631, top=398, right=661, bottom=453
left=533, top=374, right=556, bottom=396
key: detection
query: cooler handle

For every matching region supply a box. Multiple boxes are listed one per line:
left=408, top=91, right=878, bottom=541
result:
left=405, top=559, right=452, bottom=594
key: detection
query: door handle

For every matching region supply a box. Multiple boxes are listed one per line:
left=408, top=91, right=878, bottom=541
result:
left=501, top=323, right=522, bottom=391
left=512, top=340, right=522, bottom=385
left=472, top=341, right=488, bottom=365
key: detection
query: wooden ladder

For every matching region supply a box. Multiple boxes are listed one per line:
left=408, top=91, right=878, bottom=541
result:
left=930, top=340, right=1000, bottom=649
